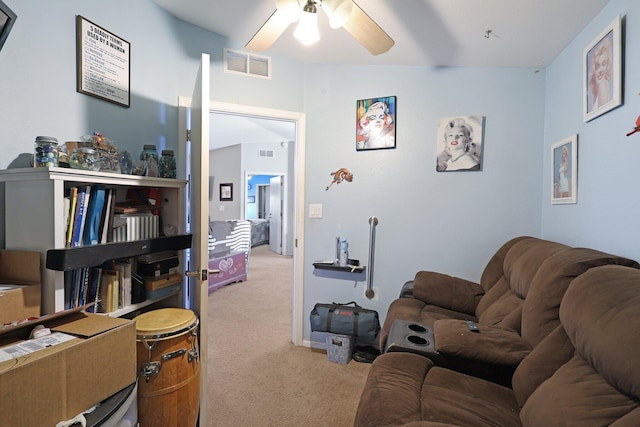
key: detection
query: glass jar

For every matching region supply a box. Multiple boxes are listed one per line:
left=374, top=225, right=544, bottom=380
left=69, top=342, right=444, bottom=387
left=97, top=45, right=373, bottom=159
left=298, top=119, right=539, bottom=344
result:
left=33, top=136, right=59, bottom=167
left=159, top=149, right=176, bottom=178
left=140, top=144, right=159, bottom=163
left=69, top=147, right=101, bottom=171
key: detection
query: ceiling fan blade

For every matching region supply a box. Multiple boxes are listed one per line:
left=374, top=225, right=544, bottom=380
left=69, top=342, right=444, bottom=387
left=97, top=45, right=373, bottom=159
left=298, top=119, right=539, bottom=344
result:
left=342, top=1, right=395, bottom=55
left=245, top=8, right=294, bottom=52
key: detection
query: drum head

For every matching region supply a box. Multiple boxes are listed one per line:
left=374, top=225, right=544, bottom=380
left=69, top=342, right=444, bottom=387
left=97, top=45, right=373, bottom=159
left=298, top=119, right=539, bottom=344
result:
left=135, top=308, right=197, bottom=338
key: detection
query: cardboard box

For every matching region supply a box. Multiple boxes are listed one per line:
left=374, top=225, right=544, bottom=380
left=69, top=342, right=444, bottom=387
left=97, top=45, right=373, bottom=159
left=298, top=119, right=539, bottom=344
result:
left=0, top=309, right=136, bottom=427
left=0, top=249, right=41, bottom=325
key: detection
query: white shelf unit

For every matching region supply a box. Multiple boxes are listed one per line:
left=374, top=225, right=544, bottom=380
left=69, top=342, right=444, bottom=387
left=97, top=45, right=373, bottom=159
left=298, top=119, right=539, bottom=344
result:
left=0, top=167, right=188, bottom=315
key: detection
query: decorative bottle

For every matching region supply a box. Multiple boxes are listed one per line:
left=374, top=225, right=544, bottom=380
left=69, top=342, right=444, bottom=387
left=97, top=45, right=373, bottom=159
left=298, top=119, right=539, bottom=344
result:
left=33, top=136, right=59, bottom=167
left=159, top=149, right=177, bottom=178
left=339, top=239, right=349, bottom=267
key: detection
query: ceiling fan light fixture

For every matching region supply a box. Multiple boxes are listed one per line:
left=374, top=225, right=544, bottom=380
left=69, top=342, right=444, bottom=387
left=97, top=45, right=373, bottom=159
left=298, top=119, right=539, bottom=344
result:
left=275, top=0, right=300, bottom=24
left=322, top=0, right=353, bottom=29
left=293, top=1, right=320, bottom=45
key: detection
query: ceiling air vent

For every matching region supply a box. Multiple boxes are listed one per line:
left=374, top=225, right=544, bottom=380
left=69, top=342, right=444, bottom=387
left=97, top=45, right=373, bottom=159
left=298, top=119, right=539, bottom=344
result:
left=224, top=48, right=271, bottom=80
left=259, top=149, right=274, bottom=158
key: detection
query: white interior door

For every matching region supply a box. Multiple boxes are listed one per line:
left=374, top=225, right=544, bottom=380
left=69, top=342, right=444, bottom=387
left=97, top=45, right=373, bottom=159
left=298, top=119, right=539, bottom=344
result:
left=179, top=53, right=210, bottom=427
left=269, top=176, right=282, bottom=254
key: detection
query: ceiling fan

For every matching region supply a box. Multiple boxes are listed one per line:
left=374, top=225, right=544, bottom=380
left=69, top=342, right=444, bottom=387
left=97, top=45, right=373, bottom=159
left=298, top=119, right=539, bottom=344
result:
left=245, top=0, right=394, bottom=56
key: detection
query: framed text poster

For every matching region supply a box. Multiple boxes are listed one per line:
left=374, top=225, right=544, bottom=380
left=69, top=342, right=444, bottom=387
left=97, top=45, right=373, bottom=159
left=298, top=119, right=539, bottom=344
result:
left=76, top=16, right=130, bottom=108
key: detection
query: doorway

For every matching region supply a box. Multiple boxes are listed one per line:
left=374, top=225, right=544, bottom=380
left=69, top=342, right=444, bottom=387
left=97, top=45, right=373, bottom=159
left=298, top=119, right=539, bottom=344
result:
left=207, top=102, right=306, bottom=345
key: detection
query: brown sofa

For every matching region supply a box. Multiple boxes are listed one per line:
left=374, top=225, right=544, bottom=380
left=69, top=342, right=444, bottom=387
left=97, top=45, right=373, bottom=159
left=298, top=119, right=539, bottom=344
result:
left=379, top=236, right=638, bottom=386
left=354, top=264, right=640, bottom=426
left=354, top=241, right=640, bottom=427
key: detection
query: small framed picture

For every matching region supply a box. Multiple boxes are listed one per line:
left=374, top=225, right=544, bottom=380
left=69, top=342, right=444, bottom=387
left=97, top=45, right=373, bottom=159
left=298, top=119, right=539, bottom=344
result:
left=248, top=195, right=255, bottom=203
left=551, top=135, right=578, bottom=204
left=583, top=16, right=622, bottom=122
left=220, top=183, right=233, bottom=201
left=356, top=96, right=396, bottom=150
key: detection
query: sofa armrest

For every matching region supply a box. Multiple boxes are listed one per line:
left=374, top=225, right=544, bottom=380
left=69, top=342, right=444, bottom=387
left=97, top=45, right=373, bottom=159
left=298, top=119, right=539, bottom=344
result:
left=413, top=271, right=484, bottom=316
left=434, top=319, right=531, bottom=366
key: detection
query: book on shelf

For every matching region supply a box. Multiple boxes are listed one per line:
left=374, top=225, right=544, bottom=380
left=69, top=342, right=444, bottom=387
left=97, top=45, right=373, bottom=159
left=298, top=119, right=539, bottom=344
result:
left=83, top=185, right=106, bottom=246
left=111, top=212, right=160, bottom=243
left=98, top=270, right=118, bottom=313
left=65, top=187, right=78, bottom=248
left=98, top=188, right=115, bottom=244
left=70, top=186, right=89, bottom=248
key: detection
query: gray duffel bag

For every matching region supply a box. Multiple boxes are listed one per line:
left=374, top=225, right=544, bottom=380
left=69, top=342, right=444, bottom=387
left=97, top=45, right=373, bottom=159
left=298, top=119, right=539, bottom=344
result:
left=310, top=301, right=380, bottom=346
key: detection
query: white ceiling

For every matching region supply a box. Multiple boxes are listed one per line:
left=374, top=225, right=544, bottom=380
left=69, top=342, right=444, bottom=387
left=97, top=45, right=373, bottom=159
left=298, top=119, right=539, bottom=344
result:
left=156, top=0, right=611, bottom=149
left=152, top=0, right=610, bottom=68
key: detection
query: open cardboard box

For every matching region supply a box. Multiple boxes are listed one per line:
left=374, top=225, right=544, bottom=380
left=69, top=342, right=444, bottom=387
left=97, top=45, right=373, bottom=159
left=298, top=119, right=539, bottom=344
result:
left=0, top=249, right=41, bottom=325
left=0, top=306, right=136, bottom=427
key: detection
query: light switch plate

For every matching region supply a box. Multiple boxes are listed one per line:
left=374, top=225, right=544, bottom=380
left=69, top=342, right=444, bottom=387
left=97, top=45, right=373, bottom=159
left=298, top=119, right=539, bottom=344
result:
left=309, top=203, right=323, bottom=218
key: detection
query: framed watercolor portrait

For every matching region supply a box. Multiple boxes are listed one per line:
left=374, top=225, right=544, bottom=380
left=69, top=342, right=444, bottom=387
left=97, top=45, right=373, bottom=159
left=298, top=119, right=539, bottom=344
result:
left=436, top=115, right=484, bottom=172
left=551, top=135, right=578, bottom=205
left=583, top=16, right=622, bottom=122
left=356, top=96, right=396, bottom=151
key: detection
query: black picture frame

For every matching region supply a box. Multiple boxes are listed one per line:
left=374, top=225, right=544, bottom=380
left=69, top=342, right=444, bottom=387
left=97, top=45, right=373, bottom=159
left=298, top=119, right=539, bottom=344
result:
left=356, top=96, right=397, bottom=151
left=0, top=0, right=17, bottom=52
left=76, top=15, right=131, bottom=108
left=220, top=183, right=233, bottom=201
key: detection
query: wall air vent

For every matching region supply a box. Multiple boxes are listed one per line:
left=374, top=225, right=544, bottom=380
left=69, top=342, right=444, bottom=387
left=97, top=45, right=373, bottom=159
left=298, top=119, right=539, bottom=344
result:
left=224, top=48, right=271, bottom=80
left=259, top=149, right=274, bottom=158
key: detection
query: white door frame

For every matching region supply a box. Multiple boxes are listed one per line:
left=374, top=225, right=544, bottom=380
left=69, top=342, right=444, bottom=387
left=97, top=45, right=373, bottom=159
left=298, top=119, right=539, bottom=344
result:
left=180, top=100, right=306, bottom=346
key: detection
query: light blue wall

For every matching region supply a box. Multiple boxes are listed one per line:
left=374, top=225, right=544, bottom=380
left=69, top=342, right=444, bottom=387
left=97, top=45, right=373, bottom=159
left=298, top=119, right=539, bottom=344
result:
left=0, top=0, right=303, bottom=169
left=542, top=0, right=640, bottom=261
left=301, top=65, right=546, bottom=336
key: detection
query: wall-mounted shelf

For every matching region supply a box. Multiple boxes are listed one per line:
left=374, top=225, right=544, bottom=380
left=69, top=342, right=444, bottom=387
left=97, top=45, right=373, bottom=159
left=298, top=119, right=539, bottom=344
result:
left=313, top=261, right=365, bottom=274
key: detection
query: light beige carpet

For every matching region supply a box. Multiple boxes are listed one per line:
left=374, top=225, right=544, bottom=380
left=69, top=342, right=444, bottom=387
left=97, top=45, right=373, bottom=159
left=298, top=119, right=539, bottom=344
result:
left=207, top=245, right=371, bottom=427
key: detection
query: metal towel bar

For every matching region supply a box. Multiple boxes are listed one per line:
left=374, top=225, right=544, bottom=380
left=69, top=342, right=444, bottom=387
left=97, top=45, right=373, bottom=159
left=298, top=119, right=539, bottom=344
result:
left=366, top=216, right=378, bottom=299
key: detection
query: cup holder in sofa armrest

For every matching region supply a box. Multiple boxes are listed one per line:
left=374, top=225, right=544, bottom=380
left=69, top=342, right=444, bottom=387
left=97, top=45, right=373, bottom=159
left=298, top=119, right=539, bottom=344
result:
left=384, top=320, right=437, bottom=357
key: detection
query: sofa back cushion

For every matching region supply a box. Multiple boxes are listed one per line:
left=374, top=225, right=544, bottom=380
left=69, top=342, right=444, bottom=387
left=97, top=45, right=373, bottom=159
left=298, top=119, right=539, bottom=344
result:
left=520, top=265, right=640, bottom=426
left=521, top=248, right=640, bottom=349
left=477, top=238, right=567, bottom=325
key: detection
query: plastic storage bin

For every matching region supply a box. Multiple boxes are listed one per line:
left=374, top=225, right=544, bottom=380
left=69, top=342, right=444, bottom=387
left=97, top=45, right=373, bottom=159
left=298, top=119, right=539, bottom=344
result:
left=326, top=333, right=353, bottom=364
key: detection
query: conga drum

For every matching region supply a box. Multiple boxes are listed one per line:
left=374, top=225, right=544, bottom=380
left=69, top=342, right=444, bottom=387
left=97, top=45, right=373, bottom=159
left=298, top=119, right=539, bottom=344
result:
left=135, top=308, right=200, bottom=427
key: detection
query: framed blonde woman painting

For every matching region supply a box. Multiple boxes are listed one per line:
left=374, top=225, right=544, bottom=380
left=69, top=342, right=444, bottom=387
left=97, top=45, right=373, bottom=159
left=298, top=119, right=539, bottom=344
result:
left=583, top=16, right=622, bottom=122
left=551, top=135, right=578, bottom=205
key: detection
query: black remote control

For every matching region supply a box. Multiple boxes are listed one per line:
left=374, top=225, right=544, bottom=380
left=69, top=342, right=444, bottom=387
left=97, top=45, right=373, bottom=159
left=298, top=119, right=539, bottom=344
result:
left=466, top=320, right=479, bottom=332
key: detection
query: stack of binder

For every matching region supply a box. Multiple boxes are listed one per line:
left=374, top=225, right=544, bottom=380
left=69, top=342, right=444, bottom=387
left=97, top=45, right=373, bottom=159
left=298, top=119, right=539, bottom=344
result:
left=136, top=251, right=182, bottom=300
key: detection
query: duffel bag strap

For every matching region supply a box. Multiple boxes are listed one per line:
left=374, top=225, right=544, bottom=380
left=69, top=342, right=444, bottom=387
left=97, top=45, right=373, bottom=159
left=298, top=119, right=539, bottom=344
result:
left=332, top=301, right=361, bottom=308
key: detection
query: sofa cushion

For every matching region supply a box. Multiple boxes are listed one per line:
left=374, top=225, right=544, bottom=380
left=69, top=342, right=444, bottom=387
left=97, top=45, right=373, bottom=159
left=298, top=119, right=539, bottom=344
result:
left=511, top=324, right=574, bottom=407
left=521, top=356, right=638, bottom=427
left=520, top=265, right=640, bottom=425
left=560, top=265, right=640, bottom=400
left=353, top=352, right=435, bottom=426
left=434, top=319, right=530, bottom=366
left=521, top=247, right=640, bottom=350
left=413, top=271, right=482, bottom=315
left=421, top=367, right=521, bottom=427
left=477, top=238, right=567, bottom=326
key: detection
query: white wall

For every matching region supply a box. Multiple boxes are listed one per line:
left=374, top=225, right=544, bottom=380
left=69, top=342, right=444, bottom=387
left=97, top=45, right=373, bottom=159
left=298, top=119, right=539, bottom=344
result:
left=542, top=0, right=640, bottom=262
left=209, top=145, right=242, bottom=220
